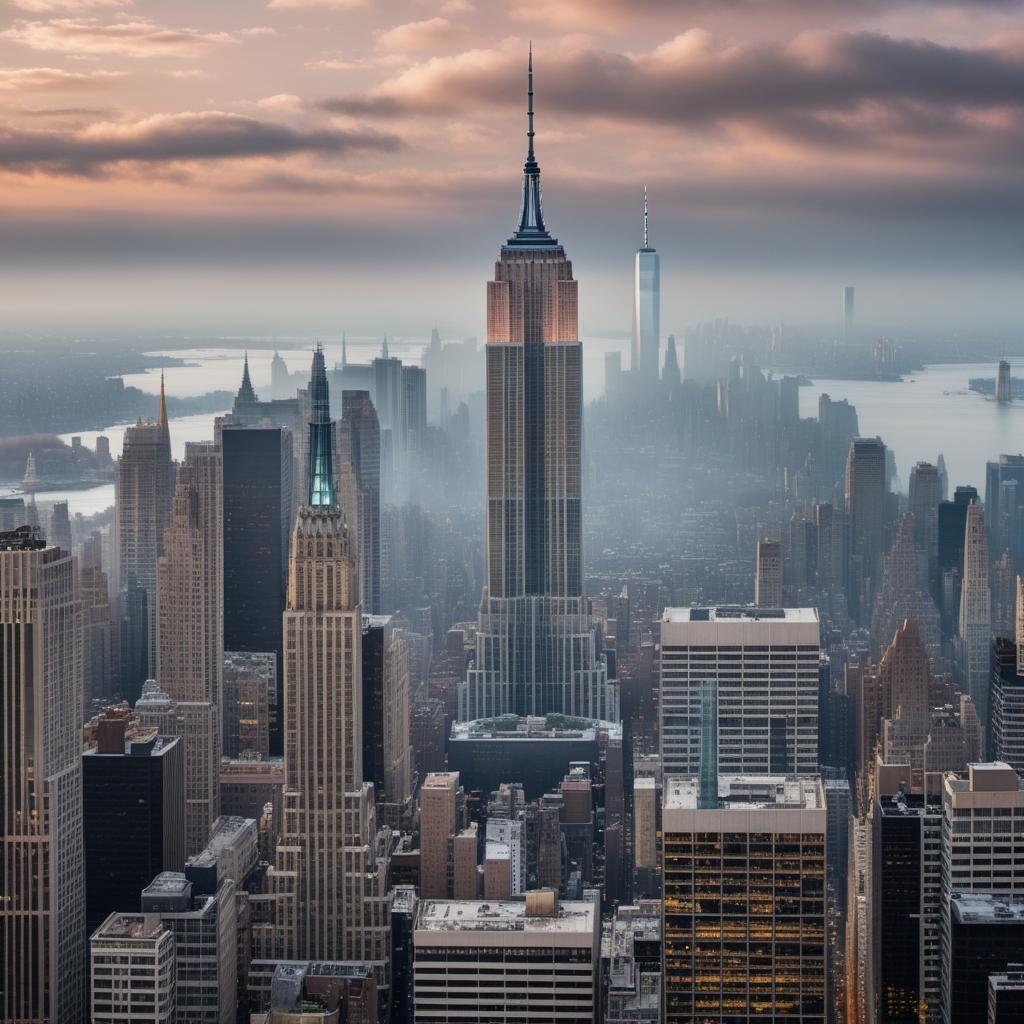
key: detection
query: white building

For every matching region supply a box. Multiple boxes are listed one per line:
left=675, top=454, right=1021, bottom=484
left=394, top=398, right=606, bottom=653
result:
left=90, top=913, right=176, bottom=1023
left=940, top=763, right=1024, bottom=1024
left=413, top=892, right=600, bottom=1023
left=659, top=606, right=820, bottom=777
left=486, top=816, right=525, bottom=894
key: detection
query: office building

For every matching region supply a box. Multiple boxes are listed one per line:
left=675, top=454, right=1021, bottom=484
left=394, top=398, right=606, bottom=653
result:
left=632, top=187, right=660, bottom=389
left=879, top=618, right=932, bottom=776
left=662, top=775, right=826, bottom=1023
left=390, top=887, right=418, bottom=1024
left=141, top=869, right=237, bottom=1024
left=0, top=525, right=86, bottom=1023
left=459, top=55, right=616, bottom=723
left=938, top=486, right=978, bottom=636
left=986, top=455, right=1024, bottom=567
left=361, top=615, right=412, bottom=826
left=271, top=347, right=391, bottom=979
left=845, top=436, right=888, bottom=618
left=988, top=967, right=1024, bottom=1023
left=909, top=461, right=942, bottom=565
left=157, top=441, right=223, bottom=855
left=755, top=539, right=783, bottom=607
left=420, top=771, right=464, bottom=899
left=248, top=962, right=378, bottom=1023
left=993, top=622, right=1024, bottom=773
left=413, top=892, right=600, bottom=1024
left=602, top=901, right=661, bottom=1024
left=448, top=714, right=617, bottom=799
left=116, top=380, right=175, bottom=700
left=221, top=423, right=292, bottom=755
left=959, top=499, right=991, bottom=731
left=338, top=391, right=381, bottom=614
left=83, top=714, right=186, bottom=934
left=996, top=360, right=1013, bottom=403
left=948, top=894, right=1024, bottom=1024
left=659, top=606, right=820, bottom=776
left=223, top=651, right=275, bottom=758
left=941, top=764, right=1024, bottom=1024
left=89, top=913, right=177, bottom=1024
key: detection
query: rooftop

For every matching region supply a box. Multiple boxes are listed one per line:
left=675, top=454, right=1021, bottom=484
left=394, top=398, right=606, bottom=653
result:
left=662, top=606, right=819, bottom=625
left=664, top=775, right=824, bottom=811
left=451, top=713, right=620, bottom=742
left=92, top=912, right=168, bottom=942
left=416, top=899, right=595, bottom=935
left=951, top=892, right=1024, bottom=925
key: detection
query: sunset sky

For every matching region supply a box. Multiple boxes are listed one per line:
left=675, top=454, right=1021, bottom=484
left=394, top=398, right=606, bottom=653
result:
left=1, top=0, right=1022, bottom=337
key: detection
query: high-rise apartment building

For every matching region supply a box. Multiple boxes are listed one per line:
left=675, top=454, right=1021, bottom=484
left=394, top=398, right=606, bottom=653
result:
left=270, top=347, right=391, bottom=981
left=959, top=499, right=991, bottom=731
left=413, top=892, right=600, bottom=1024
left=0, top=525, right=86, bottom=1023
left=755, top=539, right=783, bottom=607
left=662, top=775, right=827, bottom=1023
left=632, top=187, right=660, bottom=389
left=221, top=423, right=292, bottom=755
left=420, top=771, right=464, bottom=899
left=116, top=380, right=175, bottom=700
left=459, top=55, right=616, bottom=724
left=157, top=441, right=223, bottom=855
left=659, top=606, right=820, bottom=777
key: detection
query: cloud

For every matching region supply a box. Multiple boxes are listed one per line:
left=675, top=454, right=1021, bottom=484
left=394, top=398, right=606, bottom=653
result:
left=333, top=32, right=1024, bottom=133
left=3, top=18, right=236, bottom=59
left=510, top=0, right=1024, bottom=30
left=376, top=17, right=474, bottom=54
left=241, top=26, right=277, bottom=36
left=0, top=66, right=126, bottom=91
left=255, top=93, right=304, bottom=112
left=0, top=110, right=401, bottom=174
left=10, top=0, right=131, bottom=11
left=268, top=0, right=366, bottom=9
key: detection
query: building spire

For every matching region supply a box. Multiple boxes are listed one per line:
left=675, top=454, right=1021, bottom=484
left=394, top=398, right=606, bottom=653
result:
left=382, top=335, right=389, bottom=360
left=158, top=371, right=168, bottom=430
left=508, top=45, right=555, bottom=247
left=643, top=186, right=649, bottom=249
left=306, top=343, right=335, bottom=507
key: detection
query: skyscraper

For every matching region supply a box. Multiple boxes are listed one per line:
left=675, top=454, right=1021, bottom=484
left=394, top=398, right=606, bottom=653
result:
left=845, top=436, right=888, bottom=619
left=157, top=441, right=223, bottom=855
left=755, top=539, right=783, bottom=607
left=116, top=378, right=175, bottom=701
left=844, top=285, right=855, bottom=332
left=959, top=499, right=991, bottom=732
left=221, top=422, right=292, bottom=753
left=459, top=53, right=616, bottom=723
left=271, top=347, right=391, bottom=979
left=0, top=525, right=86, bottom=1022
left=662, top=776, right=826, bottom=1023
left=632, top=186, right=660, bottom=389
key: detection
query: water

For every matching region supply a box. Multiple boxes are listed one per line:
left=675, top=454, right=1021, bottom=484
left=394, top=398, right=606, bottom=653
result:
left=4, top=348, right=1017, bottom=518
left=799, top=360, right=1024, bottom=493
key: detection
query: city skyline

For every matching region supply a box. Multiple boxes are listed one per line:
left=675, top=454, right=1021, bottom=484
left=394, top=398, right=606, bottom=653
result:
left=0, top=2, right=1022, bottom=331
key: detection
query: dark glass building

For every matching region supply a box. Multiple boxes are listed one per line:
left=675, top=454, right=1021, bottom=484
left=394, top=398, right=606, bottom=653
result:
left=82, top=717, right=185, bottom=934
left=949, top=894, right=1024, bottom=1024
left=873, top=791, right=924, bottom=1023
left=221, top=423, right=293, bottom=755
left=937, top=485, right=978, bottom=633
left=992, top=635, right=1024, bottom=774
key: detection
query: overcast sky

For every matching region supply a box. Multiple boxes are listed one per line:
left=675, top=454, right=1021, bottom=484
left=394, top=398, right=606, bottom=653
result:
left=1, top=0, right=1022, bottom=338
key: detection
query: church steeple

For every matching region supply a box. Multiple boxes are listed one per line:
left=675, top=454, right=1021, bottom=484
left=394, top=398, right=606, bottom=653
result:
left=508, top=46, right=556, bottom=248
left=306, top=344, right=335, bottom=507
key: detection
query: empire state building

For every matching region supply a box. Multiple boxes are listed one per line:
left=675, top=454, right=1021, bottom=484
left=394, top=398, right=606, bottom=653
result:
left=459, top=53, right=617, bottom=723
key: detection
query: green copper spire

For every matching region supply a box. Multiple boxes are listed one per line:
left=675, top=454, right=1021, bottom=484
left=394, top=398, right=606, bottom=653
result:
left=307, top=343, right=335, bottom=506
